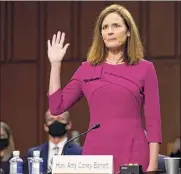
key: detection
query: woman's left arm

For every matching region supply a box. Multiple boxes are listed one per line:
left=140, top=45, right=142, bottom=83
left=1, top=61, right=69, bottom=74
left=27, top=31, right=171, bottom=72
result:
left=144, top=62, right=162, bottom=171
left=147, top=143, right=160, bottom=171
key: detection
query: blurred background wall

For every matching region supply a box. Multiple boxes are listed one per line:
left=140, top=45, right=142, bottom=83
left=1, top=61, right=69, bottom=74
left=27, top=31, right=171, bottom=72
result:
left=0, top=1, right=180, bottom=156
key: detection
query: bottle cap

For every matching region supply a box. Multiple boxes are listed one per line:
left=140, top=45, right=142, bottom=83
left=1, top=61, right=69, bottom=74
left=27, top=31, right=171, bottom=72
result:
left=33, top=151, right=40, bottom=157
left=13, top=151, right=20, bottom=157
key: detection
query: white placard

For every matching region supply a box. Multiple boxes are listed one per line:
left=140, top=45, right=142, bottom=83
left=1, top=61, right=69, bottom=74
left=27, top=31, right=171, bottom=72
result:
left=52, top=155, right=113, bottom=174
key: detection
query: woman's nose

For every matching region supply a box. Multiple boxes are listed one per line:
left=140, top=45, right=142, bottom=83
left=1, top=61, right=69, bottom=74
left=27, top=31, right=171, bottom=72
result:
left=108, top=27, right=113, bottom=35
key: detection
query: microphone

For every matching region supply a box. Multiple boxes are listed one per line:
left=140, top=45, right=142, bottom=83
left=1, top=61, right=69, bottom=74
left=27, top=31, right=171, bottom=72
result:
left=92, top=123, right=100, bottom=129
left=61, top=123, right=100, bottom=155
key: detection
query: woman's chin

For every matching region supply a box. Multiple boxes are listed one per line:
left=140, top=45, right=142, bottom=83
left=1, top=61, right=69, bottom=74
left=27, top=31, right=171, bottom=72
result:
left=106, top=44, right=122, bottom=50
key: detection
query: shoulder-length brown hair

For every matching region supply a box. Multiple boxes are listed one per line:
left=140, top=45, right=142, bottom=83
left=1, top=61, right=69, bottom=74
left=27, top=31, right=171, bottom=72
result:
left=87, top=4, right=144, bottom=65
left=0, top=122, right=15, bottom=161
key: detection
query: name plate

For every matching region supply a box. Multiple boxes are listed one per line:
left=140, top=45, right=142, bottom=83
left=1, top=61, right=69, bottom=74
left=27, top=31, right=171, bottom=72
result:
left=52, top=155, right=113, bottom=174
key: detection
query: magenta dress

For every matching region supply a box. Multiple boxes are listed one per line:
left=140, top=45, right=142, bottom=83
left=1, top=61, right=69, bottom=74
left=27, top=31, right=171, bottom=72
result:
left=48, top=60, right=162, bottom=172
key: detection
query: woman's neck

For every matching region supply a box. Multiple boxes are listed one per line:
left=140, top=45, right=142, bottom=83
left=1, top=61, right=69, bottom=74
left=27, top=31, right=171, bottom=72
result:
left=106, top=46, right=125, bottom=64
left=106, top=51, right=125, bottom=64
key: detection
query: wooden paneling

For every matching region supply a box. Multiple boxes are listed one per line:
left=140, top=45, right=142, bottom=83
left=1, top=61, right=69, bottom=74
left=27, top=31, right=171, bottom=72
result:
left=1, top=64, right=37, bottom=155
left=6, top=2, right=13, bottom=61
left=36, top=2, right=48, bottom=144
left=13, top=2, right=38, bottom=61
left=0, top=2, right=6, bottom=62
left=148, top=2, right=175, bottom=57
left=79, top=1, right=105, bottom=59
left=153, top=59, right=180, bottom=154
left=176, top=2, right=180, bottom=57
left=140, top=2, right=149, bottom=56
left=46, top=1, right=72, bottom=60
left=116, top=1, right=141, bottom=27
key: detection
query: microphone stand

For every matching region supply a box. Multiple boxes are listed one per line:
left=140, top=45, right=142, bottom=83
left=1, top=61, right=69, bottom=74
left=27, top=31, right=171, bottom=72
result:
left=61, top=124, right=100, bottom=155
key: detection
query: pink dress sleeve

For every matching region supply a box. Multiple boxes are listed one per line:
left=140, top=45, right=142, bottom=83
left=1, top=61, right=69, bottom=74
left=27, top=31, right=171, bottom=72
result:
left=144, top=62, right=162, bottom=143
left=48, top=63, right=85, bottom=115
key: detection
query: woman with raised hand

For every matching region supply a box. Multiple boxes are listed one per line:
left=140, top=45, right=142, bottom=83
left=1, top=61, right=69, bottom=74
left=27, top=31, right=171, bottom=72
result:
left=47, top=4, right=162, bottom=173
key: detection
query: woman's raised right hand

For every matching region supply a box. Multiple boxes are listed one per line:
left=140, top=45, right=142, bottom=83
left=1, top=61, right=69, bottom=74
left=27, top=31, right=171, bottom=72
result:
left=47, top=31, right=70, bottom=64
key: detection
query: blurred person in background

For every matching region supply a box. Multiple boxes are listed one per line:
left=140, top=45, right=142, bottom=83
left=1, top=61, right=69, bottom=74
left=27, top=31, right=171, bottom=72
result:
left=26, top=110, right=82, bottom=174
left=170, top=137, right=181, bottom=168
left=170, top=137, right=181, bottom=157
left=0, top=122, right=15, bottom=174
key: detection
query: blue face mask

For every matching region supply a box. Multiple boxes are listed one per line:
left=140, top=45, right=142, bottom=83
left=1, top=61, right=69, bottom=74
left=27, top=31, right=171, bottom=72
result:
left=48, top=121, right=67, bottom=137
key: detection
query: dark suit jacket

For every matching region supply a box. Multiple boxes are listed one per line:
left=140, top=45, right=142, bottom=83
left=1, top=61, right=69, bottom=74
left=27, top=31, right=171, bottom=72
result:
left=0, top=155, right=12, bottom=174
left=0, top=160, right=10, bottom=174
left=24, top=142, right=82, bottom=174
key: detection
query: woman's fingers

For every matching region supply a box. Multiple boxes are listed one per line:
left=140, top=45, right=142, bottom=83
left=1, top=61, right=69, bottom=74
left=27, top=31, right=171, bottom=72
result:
left=47, top=40, right=51, bottom=49
left=59, top=32, right=65, bottom=47
left=55, top=31, right=61, bottom=44
left=52, top=34, right=56, bottom=45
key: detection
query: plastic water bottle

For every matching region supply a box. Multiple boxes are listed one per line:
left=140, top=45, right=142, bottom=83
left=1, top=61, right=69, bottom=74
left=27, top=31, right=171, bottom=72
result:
left=31, top=151, right=43, bottom=174
left=9, top=151, right=23, bottom=174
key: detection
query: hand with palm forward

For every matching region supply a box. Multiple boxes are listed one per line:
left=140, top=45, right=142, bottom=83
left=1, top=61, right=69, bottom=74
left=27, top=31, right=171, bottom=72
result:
left=47, top=31, right=70, bottom=64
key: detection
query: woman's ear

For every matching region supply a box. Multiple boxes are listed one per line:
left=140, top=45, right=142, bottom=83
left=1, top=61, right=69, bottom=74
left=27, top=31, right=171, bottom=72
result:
left=66, top=121, right=72, bottom=130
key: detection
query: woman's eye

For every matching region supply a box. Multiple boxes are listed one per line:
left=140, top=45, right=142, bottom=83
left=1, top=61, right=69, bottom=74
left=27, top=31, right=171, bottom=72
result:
left=113, top=24, right=120, bottom=27
left=102, top=25, right=108, bottom=30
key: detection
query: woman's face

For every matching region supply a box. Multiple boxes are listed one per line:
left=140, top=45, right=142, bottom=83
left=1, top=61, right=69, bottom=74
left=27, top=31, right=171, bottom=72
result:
left=101, top=12, right=129, bottom=50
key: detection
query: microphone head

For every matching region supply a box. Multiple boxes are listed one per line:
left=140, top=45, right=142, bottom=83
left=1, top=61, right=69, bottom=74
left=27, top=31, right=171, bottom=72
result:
left=92, top=123, right=100, bottom=129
